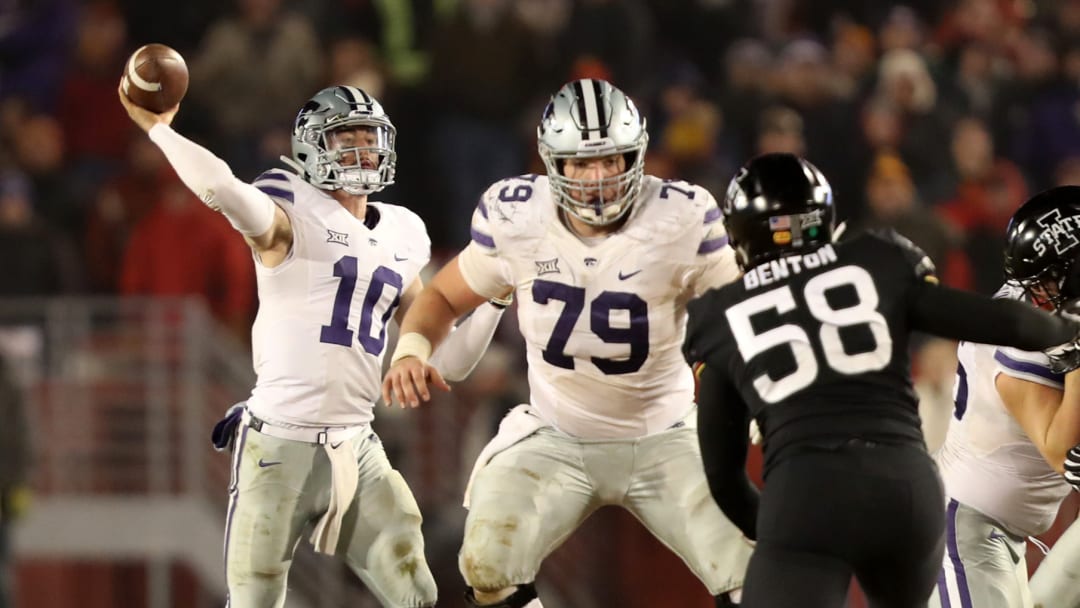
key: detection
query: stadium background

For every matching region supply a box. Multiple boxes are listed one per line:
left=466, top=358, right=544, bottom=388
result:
left=1, top=0, right=1080, bottom=605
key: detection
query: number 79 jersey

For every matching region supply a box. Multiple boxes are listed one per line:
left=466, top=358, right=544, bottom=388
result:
left=458, top=174, right=739, bottom=439
left=685, top=230, right=937, bottom=464
left=246, top=170, right=430, bottom=427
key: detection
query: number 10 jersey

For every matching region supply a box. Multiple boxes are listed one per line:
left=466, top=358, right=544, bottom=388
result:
left=246, top=169, right=431, bottom=427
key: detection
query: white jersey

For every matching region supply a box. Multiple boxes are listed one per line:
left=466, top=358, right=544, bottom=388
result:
left=458, top=174, right=739, bottom=439
left=935, top=283, right=1070, bottom=536
left=245, top=169, right=430, bottom=427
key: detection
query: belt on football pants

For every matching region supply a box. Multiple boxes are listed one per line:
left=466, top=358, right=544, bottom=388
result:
left=243, top=410, right=368, bottom=445
left=241, top=409, right=366, bottom=554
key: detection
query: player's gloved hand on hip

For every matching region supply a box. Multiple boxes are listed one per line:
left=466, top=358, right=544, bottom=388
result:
left=1064, top=443, right=1080, bottom=491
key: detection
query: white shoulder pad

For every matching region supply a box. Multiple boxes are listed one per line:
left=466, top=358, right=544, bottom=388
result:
left=994, top=346, right=1064, bottom=389
left=252, top=169, right=300, bottom=206
left=626, top=177, right=723, bottom=251
left=470, top=174, right=550, bottom=254
left=376, top=203, right=432, bottom=264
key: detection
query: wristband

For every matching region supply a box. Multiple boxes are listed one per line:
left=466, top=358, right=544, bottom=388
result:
left=391, top=332, right=432, bottom=366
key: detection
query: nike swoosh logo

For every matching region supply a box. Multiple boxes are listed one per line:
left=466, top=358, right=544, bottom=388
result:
left=394, top=254, right=408, bottom=262
left=330, top=441, right=344, bottom=449
left=618, top=269, right=642, bottom=280
left=257, top=458, right=282, bottom=468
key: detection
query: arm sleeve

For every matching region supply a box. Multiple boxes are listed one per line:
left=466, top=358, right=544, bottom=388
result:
left=910, top=282, right=1077, bottom=351
left=457, top=242, right=514, bottom=301
left=147, top=124, right=276, bottom=237
left=686, top=191, right=741, bottom=297
left=428, top=302, right=505, bottom=382
left=696, top=363, right=759, bottom=540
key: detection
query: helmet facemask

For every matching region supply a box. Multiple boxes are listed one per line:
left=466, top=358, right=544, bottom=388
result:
left=315, top=122, right=396, bottom=195
left=1008, top=259, right=1077, bottom=311
left=541, top=147, right=646, bottom=226
left=288, top=86, right=397, bottom=196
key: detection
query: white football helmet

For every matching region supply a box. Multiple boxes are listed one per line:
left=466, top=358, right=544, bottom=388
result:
left=537, top=79, right=649, bottom=225
left=285, top=86, right=396, bottom=195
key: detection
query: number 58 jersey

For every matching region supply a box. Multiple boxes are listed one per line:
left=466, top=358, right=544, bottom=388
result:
left=685, top=230, right=938, bottom=470
left=458, top=174, right=739, bottom=439
left=246, top=170, right=430, bottom=427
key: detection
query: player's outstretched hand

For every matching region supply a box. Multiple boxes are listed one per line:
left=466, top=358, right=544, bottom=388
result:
left=1046, top=299, right=1080, bottom=373
left=117, top=78, right=179, bottom=133
left=382, top=357, right=451, bottom=408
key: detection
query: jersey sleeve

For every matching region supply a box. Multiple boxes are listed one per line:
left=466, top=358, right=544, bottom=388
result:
left=683, top=289, right=728, bottom=366
left=685, top=190, right=741, bottom=297
left=993, top=346, right=1065, bottom=389
left=396, top=206, right=432, bottom=270
left=253, top=169, right=297, bottom=206
left=457, top=181, right=519, bottom=299
left=873, top=228, right=939, bottom=284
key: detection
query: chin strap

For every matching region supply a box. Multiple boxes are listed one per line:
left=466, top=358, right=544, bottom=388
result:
left=464, top=583, right=538, bottom=608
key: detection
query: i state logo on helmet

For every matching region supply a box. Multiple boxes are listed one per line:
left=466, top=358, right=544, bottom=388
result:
left=1033, top=208, right=1080, bottom=257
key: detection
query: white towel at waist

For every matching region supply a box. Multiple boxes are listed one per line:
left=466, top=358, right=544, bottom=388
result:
left=463, top=404, right=548, bottom=508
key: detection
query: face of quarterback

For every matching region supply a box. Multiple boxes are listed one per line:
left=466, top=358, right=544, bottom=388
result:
left=326, top=126, right=380, bottom=170
left=561, top=153, right=627, bottom=206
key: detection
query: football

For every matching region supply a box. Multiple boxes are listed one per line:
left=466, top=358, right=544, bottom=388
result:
left=121, top=43, right=189, bottom=113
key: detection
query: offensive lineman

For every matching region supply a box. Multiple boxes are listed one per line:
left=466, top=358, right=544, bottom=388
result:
left=119, top=83, right=506, bottom=607
left=684, top=154, right=1080, bottom=607
left=382, top=79, right=752, bottom=607
left=931, top=187, right=1080, bottom=608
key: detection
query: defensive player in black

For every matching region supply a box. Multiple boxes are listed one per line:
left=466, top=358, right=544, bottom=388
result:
left=684, top=153, right=1080, bottom=608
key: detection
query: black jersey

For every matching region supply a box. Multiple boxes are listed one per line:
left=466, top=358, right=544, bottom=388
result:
left=685, top=229, right=1078, bottom=472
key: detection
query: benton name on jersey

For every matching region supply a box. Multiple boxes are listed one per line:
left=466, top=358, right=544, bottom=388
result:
left=686, top=230, right=935, bottom=470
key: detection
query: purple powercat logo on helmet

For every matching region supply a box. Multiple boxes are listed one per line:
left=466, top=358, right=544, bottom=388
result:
left=1033, top=208, right=1080, bottom=257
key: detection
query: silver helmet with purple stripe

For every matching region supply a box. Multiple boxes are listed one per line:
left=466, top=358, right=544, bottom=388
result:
left=288, top=86, right=396, bottom=195
left=537, top=79, right=649, bottom=225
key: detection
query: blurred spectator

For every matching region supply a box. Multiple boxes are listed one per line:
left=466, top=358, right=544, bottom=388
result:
left=558, top=0, right=653, bottom=96
left=119, top=175, right=256, bottom=342
left=873, top=48, right=954, bottom=200
left=716, top=38, right=774, bottom=156
left=878, top=5, right=927, bottom=53
left=0, top=0, right=78, bottom=111
left=325, top=36, right=386, bottom=99
left=0, top=171, right=81, bottom=296
left=830, top=20, right=878, bottom=101
left=57, top=0, right=132, bottom=173
left=774, top=39, right=861, bottom=215
left=83, top=136, right=170, bottom=292
left=9, top=113, right=86, bottom=244
left=188, top=0, right=322, bottom=179
left=0, top=351, right=31, bottom=608
left=427, top=0, right=542, bottom=245
left=995, top=27, right=1059, bottom=165
left=938, top=116, right=1028, bottom=294
left=755, top=105, right=806, bottom=157
left=913, top=337, right=958, bottom=454
left=857, top=152, right=963, bottom=283
left=1011, top=42, right=1080, bottom=191
left=653, top=62, right=734, bottom=194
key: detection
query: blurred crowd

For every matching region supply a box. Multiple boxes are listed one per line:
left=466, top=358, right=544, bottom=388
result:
left=3, top=0, right=1080, bottom=336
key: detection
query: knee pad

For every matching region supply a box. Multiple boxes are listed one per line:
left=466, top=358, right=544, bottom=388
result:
left=364, top=471, right=436, bottom=606
left=464, top=583, right=538, bottom=608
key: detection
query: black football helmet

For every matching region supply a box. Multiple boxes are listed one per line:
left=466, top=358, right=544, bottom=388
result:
left=1004, top=186, right=1080, bottom=309
left=722, top=153, right=835, bottom=269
